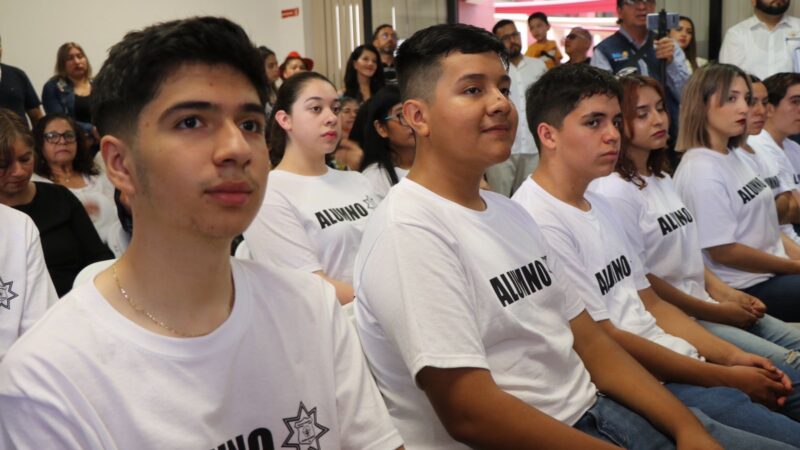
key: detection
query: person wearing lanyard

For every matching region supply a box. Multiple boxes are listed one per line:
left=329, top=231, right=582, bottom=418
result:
left=720, top=0, right=800, bottom=80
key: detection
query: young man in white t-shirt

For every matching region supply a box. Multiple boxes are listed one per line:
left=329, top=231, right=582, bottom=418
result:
left=512, top=63, right=800, bottom=444
left=0, top=17, right=402, bottom=450
left=353, top=22, right=799, bottom=450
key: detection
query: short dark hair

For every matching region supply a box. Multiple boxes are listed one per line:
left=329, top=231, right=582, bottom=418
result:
left=528, top=12, right=548, bottom=24
left=268, top=71, right=336, bottom=167
left=32, top=113, right=99, bottom=179
left=360, top=86, right=403, bottom=185
left=526, top=64, right=622, bottom=148
left=763, top=72, right=800, bottom=107
left=372, top=24, right=393, bottom=42
left=343, top=44, right=386, bottom=102
left=492, top=19, right=515, bottom=35
left=395, top=23, right=507, bottom=102
left=91, top=16, right=267, bottom=140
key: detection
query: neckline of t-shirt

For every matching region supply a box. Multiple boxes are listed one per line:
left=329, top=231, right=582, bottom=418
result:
left=401, top=177, right=496, bottom=218
left=271, top=167, right=341, bottom=180
left=527, top=177, right=596, bottom=217
left=81, top=258, right=252, bottom=360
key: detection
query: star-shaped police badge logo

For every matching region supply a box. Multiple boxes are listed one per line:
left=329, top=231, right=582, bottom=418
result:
left=0, top=276, right=19, bottom=310
left=282, top=402, right=329, bottom=450
left=363, top=195, right=378, bottom=210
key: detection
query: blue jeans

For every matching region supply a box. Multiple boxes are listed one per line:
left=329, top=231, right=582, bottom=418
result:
left=666, top=383, right=800, bottom=446
left=743, top=275, right=800, bottom=322
left=700, top=314, right=800, bottom=420
left=573, top=394, right=794, bottom=449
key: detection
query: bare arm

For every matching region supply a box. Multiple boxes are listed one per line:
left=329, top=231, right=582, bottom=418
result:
left=706, top=242, right=800, bottom=274
left=571, top=313, right=721, bottom=449
left=704, top=267, right=766, bottom=318
left=646, top=273, right=757, bottom=328
left=781, top=233, right=800, bottom=260
left=417, top=366, right=619, bottom=450
left=776, top=192, right=792, bottom=224
left=313, top=271, right=354, bottom=305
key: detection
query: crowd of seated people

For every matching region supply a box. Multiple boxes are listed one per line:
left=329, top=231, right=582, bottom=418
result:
left=5, top=0, right=800, bottom=448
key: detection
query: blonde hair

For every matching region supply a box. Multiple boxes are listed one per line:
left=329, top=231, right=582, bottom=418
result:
left=676, top=63, right=751, bottom=152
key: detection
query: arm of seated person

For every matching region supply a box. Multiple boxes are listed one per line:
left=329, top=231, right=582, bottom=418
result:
left=571, top=312, right=721, bottom=449
left=313, top=271, right=354, bottom=305
left=706, top=242, right=800, bottom=274
left=781, top=233, right=800, bottom=260
left=775, top=192, right=792, bottom=224
left=416, top=365, right=619, bottom=450
left=646, top=273, right=757, bottom=328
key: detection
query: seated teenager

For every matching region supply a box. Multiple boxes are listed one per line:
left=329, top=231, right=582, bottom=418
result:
left=354, top=22, right=789, bottom=450
left=673, top=64, right=800, bottom=322
left=749, top=73, right=800, bottom=242
left=360, top=86, right=414, bottom=200
left=591, top=74, right=800, bottom=419
left=244, top=72, right=379, bottom=304
left=0, top=118, right=57, bottom=360
left=0, top=109, right=112, bottom=296
left=512, top=63, right=800, bottom=444
left=0, top=17, right=402, bottom=449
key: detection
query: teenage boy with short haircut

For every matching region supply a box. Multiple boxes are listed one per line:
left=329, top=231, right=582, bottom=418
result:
left=354, top=22, right=794, bottom=450
left=0, top=17, right=402, bottom=450
left=512, top=63, right=800, bottom=445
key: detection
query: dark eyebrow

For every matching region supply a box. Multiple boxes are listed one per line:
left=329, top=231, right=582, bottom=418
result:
left=580, top=112, right=608, bottom=120
left=456, top=73, right=511, bottom=85
left=160, top=101, right=266, bottom=121
left=789, top=95, right=800, bottom=102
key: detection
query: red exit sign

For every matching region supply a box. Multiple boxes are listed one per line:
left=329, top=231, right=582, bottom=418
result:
left=282, top=8, right=300, bottom=18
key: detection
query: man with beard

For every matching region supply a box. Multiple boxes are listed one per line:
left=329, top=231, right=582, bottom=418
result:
left=720, top=0, right=800, bottom=79
left=488, top=19, right=547, bottom=196
left=373, top=24, right=399, bottom=85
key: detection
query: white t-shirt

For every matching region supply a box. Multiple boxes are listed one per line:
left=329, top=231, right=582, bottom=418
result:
left=245, top=169, right=379, bottom=284
left=782, top=138, right=800, bottom=181
left=0, top=205, right=57, bottom=360
left=355, top=178, right=597, bottom=449
left=508, top=57, right=547, bottom=156
left=361, top=163, right=409, bottom=201
left=0, top=259, right=402, bottom=450
left=32, top=173, right=118, bottom=244
left=591, top=173, right=714, bottom=304
left=674, top=148, right=786, bottom=289
left=513, top=178, right=700, bottom=358
left=719, top=15, right=800, bottom=79
left=748, top=131, right=800, bottom=243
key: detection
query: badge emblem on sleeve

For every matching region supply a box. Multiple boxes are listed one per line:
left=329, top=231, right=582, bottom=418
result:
left=0, top=277, right=18, bottom=310
left=611, top=51, right=630, bottom=62
left=282, top=402, right=329, bottom=450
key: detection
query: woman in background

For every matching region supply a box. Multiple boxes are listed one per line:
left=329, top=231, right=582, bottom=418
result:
left=342, top=44, right=385, bottom=103
left=670, top=16, right=707, bottom=74
left=41, top=42, right=97, bottom=144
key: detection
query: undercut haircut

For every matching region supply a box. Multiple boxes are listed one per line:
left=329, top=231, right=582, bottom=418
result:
left=91, top=16, right=267, bottom=140
left=763, top=72, right=800, bottom=107
left=492, top=19, right=515, bottom=35
left=395, top=23, right=508, bottom=102
left=526, top=64, right=622, bottom=149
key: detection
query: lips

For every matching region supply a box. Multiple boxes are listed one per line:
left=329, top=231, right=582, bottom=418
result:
left=322, top=131, right=338, bottom=141
left=205, top=181, right=254, bottom=206
left=652, top=130, right=667, bottom=138
left=482, top=124, right=511, bottom=134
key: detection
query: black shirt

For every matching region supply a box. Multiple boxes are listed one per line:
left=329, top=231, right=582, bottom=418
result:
left=14, top=182, right=113, bottom=296
left=74, top=94, right=92, bottom=124
left=0, top=63, right=40, bottom=126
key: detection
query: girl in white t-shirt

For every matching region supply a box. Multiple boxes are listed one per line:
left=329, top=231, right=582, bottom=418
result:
left=359, top=86, right=414, bottom=200
left=593, top=74, right=800, bottom=386
left=245, top=72, right=378, bottom=304
left=673, top=63, right=800, bottom=322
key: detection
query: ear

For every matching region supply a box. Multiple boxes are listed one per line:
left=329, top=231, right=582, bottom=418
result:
left=403, top=99, right=430, bottom=138
left=766, top=103, right=776, bottom=119
left=275, top=110, right=292, bottom=133
left=101, top=134, right=135, bottom=197
left=373, top=119, right=390, bottom=138
left=537, top=122, right=558, bottom=151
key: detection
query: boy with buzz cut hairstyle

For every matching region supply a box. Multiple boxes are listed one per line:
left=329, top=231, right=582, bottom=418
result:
left=354, top=22, right=792, bottom=450
left=513, top=63, right=800, bottom=446
left=0, top=16, right=403, bottom=450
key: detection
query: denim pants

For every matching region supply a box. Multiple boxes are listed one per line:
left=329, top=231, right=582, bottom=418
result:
left=666, top=383, right=800, bottom=447
left=700, top=314, right=800, bottom=420
left=573, top=394, right=795, bottom=449
left=743, top=275, right=800, bottom=322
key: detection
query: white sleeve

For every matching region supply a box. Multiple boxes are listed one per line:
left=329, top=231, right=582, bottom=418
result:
left=20, top=221, right=57, bottom=336
left=596, top=190, right=648, bottom=271
left=537, top=225, right=611, bottom=322
left=677, top=171, right=738, bottom=250
left=325, top=281, right=403, bottom=450
left=244, top=195, right=323, bottom=274
left=357, top=223, right=489, bottom=379
left=718, top=28, right=746, bottom=68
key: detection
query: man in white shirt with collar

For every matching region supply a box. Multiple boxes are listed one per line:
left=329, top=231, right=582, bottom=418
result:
left=720, top=0, right=800, bottom=79
left=487, top=19, right=547, bottom=197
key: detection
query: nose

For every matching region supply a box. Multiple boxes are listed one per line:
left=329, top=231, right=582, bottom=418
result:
left=488, top=88, right=513, bottom=116
left=213, top=120, right=253, bottom=168
left=324, top=107, right=339, bottom=127
left=605, top=121, right=621, bottom=144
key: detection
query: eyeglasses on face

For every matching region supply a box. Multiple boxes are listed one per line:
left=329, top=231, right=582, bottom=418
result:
left=383, top=112, right=408, bottom=126
left=499, top=31, right=521, bottom=42
left=43, top=130, right=77, bottom=144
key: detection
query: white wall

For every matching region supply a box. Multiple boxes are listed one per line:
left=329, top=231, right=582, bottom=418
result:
left=0, top=0, right=311, bottom=96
